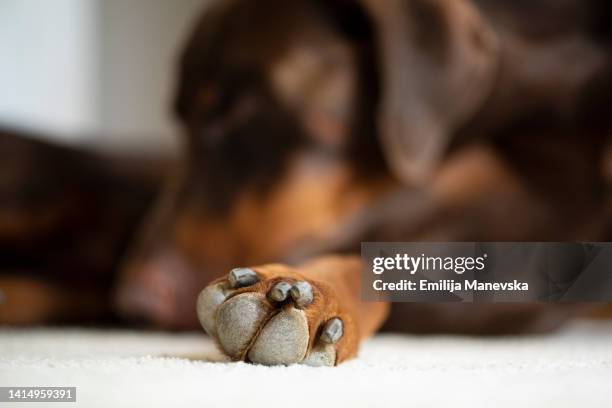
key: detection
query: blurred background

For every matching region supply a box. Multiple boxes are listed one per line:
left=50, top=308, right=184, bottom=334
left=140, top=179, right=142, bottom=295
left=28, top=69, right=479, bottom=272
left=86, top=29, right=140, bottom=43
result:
left=1, top=0, right=611, bottom=332
left=0, top=0, right=206, bottom=152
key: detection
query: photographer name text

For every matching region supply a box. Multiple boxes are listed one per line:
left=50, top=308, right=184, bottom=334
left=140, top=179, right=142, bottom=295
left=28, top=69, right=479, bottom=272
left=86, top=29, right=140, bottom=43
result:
left=373, top=279, right=528, bottom=292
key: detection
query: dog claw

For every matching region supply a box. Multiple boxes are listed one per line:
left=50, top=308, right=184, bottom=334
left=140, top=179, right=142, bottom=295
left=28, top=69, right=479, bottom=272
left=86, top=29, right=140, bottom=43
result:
left=320, top=318, right=343, bottom=344
left=269, top=281, right=292, bottom=302
left=228, top=268, right=259, bottom=288
left=290, top=281, right=313, bottom=308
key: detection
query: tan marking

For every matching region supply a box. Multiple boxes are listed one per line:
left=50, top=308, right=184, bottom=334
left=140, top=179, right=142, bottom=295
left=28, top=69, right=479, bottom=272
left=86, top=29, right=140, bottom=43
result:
left=170, top=152, right=394, bottom=272
left=233, top=153, right=393, bottom=262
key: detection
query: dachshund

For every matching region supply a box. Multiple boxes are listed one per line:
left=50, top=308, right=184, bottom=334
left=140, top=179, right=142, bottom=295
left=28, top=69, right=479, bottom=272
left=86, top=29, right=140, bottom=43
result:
left=1, top=0, right=611, bottom=366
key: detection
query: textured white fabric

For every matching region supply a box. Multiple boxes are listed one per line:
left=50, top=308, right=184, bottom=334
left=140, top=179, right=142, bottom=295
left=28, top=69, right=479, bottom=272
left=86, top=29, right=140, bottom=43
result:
left=1, top=321, right=611, bottom=408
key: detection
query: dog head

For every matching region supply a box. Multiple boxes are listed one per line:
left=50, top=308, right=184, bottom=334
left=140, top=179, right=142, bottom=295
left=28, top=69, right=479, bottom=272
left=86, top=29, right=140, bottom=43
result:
left=116, top=0, right=500, bottom=328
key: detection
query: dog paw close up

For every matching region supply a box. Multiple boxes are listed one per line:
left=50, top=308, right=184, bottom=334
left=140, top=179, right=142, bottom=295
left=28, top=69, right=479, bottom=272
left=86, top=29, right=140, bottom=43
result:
left=196, top=266, right=353, bottom=366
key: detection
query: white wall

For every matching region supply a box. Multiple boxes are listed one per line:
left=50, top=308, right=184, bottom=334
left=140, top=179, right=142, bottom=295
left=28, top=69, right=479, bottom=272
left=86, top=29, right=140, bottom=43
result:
left=0, top=0, right=98, bottom=142
left=97, top=0, right=204, bottom=151
left=0, top=0, right=205, bottom=150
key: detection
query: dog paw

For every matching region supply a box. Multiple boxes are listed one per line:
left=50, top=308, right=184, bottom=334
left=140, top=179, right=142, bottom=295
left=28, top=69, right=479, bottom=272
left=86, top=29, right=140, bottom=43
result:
left=196, top=266, right=352, bottom=366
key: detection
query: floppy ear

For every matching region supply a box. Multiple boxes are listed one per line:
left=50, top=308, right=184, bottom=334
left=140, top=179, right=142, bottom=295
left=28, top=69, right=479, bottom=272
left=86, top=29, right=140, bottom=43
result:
left=360, top=0, right=499, bottom=184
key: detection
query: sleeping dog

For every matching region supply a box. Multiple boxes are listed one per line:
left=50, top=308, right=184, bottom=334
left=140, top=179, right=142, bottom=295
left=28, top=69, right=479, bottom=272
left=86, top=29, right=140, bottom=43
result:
left=1, top=0, right=612, bottom=365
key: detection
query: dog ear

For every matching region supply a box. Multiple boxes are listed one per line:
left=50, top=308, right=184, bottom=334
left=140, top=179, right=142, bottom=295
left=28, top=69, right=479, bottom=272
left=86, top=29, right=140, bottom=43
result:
left=360, top=0, right=499, bottom=184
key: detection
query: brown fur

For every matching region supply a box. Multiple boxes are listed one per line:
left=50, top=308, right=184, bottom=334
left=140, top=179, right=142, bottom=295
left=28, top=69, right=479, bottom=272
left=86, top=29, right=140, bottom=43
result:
left=2, top=0, right=612, bottom=363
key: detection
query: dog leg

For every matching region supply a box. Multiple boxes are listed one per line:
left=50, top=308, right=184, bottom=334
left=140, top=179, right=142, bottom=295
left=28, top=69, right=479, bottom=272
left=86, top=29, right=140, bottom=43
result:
left=0, top=276, right=109, bottom=324
left=196, top=256, right=388, bottom=366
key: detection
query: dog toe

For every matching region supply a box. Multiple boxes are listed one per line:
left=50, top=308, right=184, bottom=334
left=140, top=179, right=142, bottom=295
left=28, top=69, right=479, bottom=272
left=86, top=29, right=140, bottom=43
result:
left=197, top=268, right=260, bottom=337
left=196, top=281, right=232, bottom=336
left=300, top=318, right=342, bottom=367
left=302, top=343, right=336, bottom=367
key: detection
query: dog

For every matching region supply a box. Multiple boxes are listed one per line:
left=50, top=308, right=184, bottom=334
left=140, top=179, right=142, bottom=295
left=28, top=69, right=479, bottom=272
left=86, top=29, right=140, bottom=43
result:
left=1, top=0, right=612, bottom=365
left=0, top=128, right=168, bottom=324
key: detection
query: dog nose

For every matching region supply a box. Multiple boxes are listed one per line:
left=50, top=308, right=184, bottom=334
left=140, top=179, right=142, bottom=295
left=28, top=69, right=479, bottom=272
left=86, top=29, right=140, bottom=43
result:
left=114, top=251, right=201, bottom=329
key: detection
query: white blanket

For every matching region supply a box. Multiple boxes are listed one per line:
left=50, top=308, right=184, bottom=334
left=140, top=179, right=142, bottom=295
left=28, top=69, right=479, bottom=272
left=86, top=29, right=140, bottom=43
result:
left=1, top=321, right=611, bottom=407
